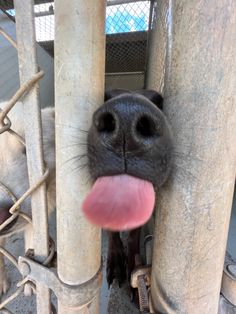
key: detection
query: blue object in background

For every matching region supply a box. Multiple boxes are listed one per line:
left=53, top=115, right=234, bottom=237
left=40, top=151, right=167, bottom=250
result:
left=106, top=10, right=148, bottom=34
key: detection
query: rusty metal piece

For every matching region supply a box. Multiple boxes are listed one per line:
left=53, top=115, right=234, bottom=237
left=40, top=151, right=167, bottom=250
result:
left=25, top=236, right=56, bottom=267
left=131, top=266, right=151, bottom=289
left=137, top=275, right=150, bottom=312
left=130, top=246, right=153, bottom=312
left=18, top=256, right=103, bottom=308
left=221, top=253, right=236, bottom=306
left=131, top=264, right=151, bottom=312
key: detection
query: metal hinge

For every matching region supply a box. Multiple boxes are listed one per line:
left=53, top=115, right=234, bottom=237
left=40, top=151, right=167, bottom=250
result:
left=18, top=255, right=102, bottom=309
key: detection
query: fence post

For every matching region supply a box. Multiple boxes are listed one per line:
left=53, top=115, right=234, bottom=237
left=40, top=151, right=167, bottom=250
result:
left=146, top=0, right=171, bottom=93
left=14, top=0, right=51, bottom=313
left=54, top=0, right=105, bottom=313
left=148, top=0, right=236, bottom=313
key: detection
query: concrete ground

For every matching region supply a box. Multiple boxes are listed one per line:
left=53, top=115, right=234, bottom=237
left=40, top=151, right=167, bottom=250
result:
left=1, top=189, right=236, bottom=313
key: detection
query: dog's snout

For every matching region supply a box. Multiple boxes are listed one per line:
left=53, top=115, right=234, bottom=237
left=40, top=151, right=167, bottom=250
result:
left=93, top=101, right=161, bottom=154
left=88, top=90, right=172, bottom=187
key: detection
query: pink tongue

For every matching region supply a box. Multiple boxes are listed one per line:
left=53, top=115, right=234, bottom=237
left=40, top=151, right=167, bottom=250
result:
left=82, top=174, right=155, bottom=231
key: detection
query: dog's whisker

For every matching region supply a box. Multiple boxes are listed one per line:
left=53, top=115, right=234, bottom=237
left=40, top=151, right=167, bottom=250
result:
left=61, top=143, right=89, bottom=149
left=62, top=154, right=88, bottom=167
left=56, top=123, right=89, bottom=133
left=70, top=162, right=89, bottom=175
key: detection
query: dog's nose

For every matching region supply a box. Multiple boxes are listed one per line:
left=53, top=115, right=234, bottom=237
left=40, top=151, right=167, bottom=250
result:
left=93, top=101, right=161, bottom=153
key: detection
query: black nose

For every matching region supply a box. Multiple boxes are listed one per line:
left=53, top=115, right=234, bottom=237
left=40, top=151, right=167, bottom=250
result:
left=93, top=101, right=161, bottom=153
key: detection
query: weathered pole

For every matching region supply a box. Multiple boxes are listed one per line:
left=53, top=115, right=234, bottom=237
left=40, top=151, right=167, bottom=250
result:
left=54, top=0, right=106, bottom=313
left=148, top=1, right=236, bottom=313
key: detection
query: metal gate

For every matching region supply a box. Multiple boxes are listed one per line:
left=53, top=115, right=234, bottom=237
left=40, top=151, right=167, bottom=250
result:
left=0, top=0, right=236, bottom=313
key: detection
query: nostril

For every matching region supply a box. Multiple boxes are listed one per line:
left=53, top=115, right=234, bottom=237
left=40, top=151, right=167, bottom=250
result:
left=95, top=113, right=116, bottom=133
left=136, top=115, right=157, bottom=138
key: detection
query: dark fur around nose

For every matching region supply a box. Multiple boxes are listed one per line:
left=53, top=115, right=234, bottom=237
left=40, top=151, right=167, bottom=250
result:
left=87, top=94, right=173, bottom=187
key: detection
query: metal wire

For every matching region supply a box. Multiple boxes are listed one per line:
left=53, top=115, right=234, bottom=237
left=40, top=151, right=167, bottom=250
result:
left=0, top=286, right=24, bottom=311
left=0, top=27, right=17, bottom=49
left=0, top=70, right=44, bottom=122
left=0, top=168, right=49, bottom=231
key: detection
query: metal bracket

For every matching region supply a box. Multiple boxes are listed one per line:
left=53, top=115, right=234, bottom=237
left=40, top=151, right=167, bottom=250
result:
left=221, top=252, right=236, bottom=306
left=130, top=265, right=151, bottom=289
left=18, top=256, right=102, bottom=308
left=130, top=257, right=151, bottom=312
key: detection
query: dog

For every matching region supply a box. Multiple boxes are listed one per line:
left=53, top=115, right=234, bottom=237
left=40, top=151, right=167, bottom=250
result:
left=82, top=89, right=173, bottom=286
left=0, top=101, right=55, bottom=295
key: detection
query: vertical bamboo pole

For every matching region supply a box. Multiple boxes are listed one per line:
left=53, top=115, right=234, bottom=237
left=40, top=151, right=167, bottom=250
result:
left=54, top=0, right=105, bottom=313
left=149, top=1, right=236, bottom=313
left=14, top=0, right=51, bottom=313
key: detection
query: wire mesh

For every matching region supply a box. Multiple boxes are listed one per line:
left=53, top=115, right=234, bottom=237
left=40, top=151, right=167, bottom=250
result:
left=0, top=0, right=153, bottom=89
left=106, top=0, right=152, bottom=89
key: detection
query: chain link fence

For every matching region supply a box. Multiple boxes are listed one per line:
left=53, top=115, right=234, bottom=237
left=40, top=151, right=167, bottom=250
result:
left=105, top=0, right=151, bottom=89
left=0, top=0, right=155, bottom=92
left=0, top=64, right=52, bottom=314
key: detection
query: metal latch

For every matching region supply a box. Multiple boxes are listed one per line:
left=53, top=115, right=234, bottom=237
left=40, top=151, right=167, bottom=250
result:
left=18, top=256, right=102, bottom=308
